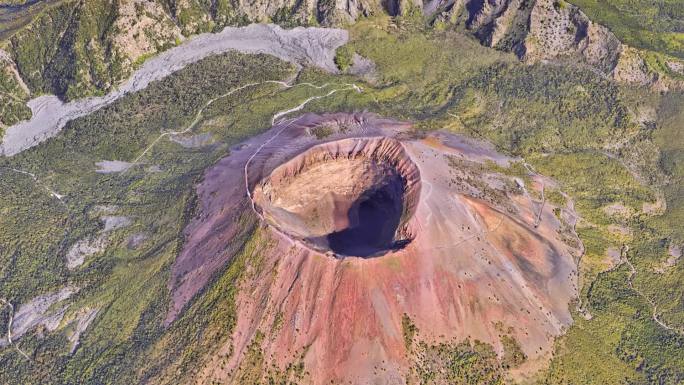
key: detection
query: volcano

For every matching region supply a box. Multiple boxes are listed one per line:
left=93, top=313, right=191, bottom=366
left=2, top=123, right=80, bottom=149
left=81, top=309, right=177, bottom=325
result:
left=166, top=113, right=582, bottom=384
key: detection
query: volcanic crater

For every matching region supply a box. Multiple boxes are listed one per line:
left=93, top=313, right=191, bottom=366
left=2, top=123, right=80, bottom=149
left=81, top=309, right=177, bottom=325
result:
left=253, top=137, right=421, bottom=258
left=168, top=112, right=583, bottom=384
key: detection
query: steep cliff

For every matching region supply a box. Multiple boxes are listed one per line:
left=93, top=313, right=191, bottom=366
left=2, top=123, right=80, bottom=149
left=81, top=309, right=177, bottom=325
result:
left=431, top=0, right=672, bottom=88
left=1, top=0, right=681, bottom=127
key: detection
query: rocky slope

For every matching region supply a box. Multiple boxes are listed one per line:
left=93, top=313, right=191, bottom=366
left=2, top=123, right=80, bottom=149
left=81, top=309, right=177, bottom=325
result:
left=1, top=0, right=682, bottom=128
left=253, top=137, right=421, bottom=253
left=433, top=0, right=683, bottom=89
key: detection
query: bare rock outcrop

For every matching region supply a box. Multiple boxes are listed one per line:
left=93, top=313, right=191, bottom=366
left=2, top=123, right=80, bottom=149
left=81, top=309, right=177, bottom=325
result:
left=0, top=287, right=78, bottom=348
left=613, top=45, right=658, bottom=86
left=67, top=307, right=99, bottom=354
left=421, top=0, right=666, bottom=87
left=112, top=0, right=185, bottom=68
left=457, top=0, right=621, bottom=67
left=456, top=0, right=679, bottom=89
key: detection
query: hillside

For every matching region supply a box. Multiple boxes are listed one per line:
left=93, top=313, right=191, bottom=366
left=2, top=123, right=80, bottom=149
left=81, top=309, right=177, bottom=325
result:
left=0, top=2, right=683, bottom=385
left=1, top=0, right=683, bottom=129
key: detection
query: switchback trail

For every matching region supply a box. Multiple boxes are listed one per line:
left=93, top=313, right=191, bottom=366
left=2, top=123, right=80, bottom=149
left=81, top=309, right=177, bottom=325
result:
left=132, top=81, right=360, bottom=164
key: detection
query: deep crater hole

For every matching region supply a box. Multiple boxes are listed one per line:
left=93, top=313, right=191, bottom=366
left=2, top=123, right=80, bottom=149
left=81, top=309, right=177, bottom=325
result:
left=254, top=138, right=420, bottom=259
left=326, top=179, right=404, bottom=257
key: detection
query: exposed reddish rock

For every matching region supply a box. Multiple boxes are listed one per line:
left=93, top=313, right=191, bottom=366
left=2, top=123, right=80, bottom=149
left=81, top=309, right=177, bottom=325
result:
left=167, top=113, right=581, bottom=383
left=166, top=113, right=409, bottom=324
left=253, top=137, right=420, bottom=256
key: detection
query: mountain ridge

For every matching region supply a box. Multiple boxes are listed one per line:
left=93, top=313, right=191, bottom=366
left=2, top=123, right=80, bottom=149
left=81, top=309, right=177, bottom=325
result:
left=1, top=0, right=683, bottom=129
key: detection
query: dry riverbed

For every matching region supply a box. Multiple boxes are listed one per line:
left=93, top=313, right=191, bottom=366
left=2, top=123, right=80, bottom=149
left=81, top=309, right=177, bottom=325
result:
left=0, top=23, right=347, bottom=156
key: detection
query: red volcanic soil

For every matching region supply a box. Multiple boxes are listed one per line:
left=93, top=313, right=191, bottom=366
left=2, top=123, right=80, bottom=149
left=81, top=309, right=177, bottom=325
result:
left=166, top=113, right=581, bottom=384
left=165, top=113, right=409, bottom=324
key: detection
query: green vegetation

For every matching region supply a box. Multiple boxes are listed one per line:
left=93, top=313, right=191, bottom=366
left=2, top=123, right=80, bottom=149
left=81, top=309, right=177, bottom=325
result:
left=532, top=153, right=654, bottom=224
left=0, top=50, right=299, bottom=303
left=500, top=334, right=526, bottom=369
left=652, top=92, right=684, bottom=241
left=0, top=12, right=683, bottom=385
left=409, top=339, right=505, bottom=384
left=402, top=313, right=418, bottom=350
left=0, top=0, right=259, bottom=105
left=310, top=124, right=335, bottom=139
left=8, top=0, right=127, bottom=100
left=334, top=45, right=354, bottom=71
left=569, top=0, right=684, bottom=59
left=229, top=328, right=307, bottom=384
left=0, top=0, right=66, bottom=42
left=0, top=61, right=31, bottom=128
left=0, top=51, right=300, bottom=384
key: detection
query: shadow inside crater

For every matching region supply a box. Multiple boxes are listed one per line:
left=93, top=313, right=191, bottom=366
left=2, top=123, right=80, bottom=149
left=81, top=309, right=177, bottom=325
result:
left=325, top=179, right=405, bottom=258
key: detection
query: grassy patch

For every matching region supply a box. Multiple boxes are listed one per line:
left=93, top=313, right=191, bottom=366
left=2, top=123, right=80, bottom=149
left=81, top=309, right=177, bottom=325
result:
left=334, top=45, right=354, bottom=72
left=409, top=339, right=505, bottom=384
left=402, top=313, right=418, bottom=350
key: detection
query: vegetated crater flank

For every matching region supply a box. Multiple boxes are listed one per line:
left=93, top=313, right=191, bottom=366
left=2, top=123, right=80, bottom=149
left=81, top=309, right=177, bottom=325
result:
left=253, top=137, right=421, bottom=258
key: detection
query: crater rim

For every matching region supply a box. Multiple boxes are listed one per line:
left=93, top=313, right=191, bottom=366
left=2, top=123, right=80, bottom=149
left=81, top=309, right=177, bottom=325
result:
left=252, top=136, right=421, bottom=258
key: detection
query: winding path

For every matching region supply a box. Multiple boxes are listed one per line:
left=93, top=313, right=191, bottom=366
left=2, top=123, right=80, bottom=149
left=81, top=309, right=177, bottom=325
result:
left=133, top=81, right=360, bottom=164
left=0, top=299, right=31, bottom=362
left=132, top=81, right=268, bottom=163
left=621, top=245, right=683, bottom=334
left=0, top=167, right=65, bottom=204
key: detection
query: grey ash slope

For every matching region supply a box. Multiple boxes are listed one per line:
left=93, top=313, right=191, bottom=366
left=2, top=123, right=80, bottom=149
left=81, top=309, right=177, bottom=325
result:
left=0, top=24, right=346, bottom=156
left=1, top=0, right=681, bottom=132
